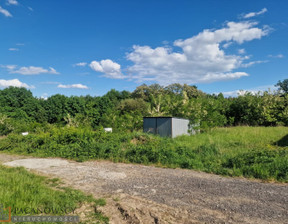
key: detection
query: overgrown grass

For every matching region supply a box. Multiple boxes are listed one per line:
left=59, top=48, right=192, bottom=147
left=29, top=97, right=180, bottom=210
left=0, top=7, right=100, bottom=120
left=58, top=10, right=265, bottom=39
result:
left=0, top=165, right=108, bottom=224
left=0, top=126, right=287, bottom=182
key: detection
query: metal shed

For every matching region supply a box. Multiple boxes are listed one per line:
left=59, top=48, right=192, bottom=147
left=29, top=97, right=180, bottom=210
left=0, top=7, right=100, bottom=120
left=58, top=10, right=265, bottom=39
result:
left=143, top=117, right=191, bottom=138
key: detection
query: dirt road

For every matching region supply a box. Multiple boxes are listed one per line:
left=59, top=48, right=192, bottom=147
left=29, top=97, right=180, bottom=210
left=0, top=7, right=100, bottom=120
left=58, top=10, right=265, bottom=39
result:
left=1, top=154, right=287, bottom=224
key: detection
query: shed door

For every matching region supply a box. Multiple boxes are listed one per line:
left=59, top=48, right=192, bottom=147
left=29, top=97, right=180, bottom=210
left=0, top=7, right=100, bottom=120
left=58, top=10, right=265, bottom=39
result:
left=157, top=118, right=171, bottom=137
left=143, top=118, right=156, bottom=134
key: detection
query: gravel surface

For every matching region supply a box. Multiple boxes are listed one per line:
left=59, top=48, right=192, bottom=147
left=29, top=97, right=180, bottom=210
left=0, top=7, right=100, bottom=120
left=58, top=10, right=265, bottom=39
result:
left=1, top=153, right=287, bottom=224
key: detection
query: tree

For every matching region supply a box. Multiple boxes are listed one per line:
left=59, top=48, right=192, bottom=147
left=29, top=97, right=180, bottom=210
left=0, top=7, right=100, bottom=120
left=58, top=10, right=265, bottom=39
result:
left=275, top=79, right=288, bottom=94
left=183, top=84, right=205, bottom=98
left=165, top=83, right=183, bottom=95
left=44, top=94, right=68, bottom=123
left=0, top=87, right=43, bottom=121
left=131, top=84, right=150, bottom=100
left=118, top=99, right=148, bottom=115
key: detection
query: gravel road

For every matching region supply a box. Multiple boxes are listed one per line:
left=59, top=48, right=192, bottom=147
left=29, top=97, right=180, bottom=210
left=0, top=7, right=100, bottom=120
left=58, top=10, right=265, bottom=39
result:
left=1, top=153, right=287, bottom=224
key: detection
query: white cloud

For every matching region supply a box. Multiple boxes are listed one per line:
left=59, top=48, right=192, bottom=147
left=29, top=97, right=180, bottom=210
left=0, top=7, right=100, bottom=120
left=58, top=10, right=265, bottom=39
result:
left=162, top=40, right=169, bottom=45
left=268, top=54, right=284, bottom=58
left=125, top=21, right=269, bottom=85
left=8, top=48, right=19, bottom=51
left=174, top=21, right=269, bottom=45
left=90, top=59, right=124, bottom=79
left=243, top=8, right=267, bottom=19
left=0, top=6, right=12, bottom=17
left=74, top=62, right=87, bottom=67
left=48, top=67, right=58, bottom=74
left=238, top=49, right=245, bottom=54
left=0, top=79, right=34, bottom=89
left=8, top=66, right=59, bottom=75
left=57, top=84, right=88, bottom=89
left=6, top=0, right=18, bottom=5
left=222, top=42, right=233, bottom=48
left=1, top=64, right=17, bottom=70
left=218, top=90, right=246, bottom=97
left=219, top=85, right=277, bottom=97
left=241, top=60, right=268, bottom=68
left=40, top=93, right=48, bottom=100
left=41, top=81, right=61, bottom=85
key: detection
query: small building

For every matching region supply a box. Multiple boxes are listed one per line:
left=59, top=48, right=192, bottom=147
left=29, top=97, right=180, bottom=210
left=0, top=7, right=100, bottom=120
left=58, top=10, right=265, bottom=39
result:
left=143, top=117, right=191, bottom=138
left=104, top=128, right=112, bottom=133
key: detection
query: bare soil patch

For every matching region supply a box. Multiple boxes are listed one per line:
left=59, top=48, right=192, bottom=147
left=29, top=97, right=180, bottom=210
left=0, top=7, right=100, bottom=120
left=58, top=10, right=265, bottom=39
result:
left=1, top=153, right=287, bottom=224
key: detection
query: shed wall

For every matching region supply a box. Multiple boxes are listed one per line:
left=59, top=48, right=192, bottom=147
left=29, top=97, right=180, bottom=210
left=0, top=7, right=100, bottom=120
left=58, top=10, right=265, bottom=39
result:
left=143, top=118, right=157, bottom=134
left=157, top=118, right=172, bottom=137
left=171, top=118, right=190, bottom=138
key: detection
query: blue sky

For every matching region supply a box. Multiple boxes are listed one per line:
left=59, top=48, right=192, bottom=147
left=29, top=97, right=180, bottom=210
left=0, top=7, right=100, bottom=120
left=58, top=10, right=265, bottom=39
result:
left=1, top=0, right=287, bottom=97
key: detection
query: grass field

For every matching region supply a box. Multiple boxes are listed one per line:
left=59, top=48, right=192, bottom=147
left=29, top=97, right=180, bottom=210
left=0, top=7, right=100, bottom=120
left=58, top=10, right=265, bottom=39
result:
left=0, top=165, right=108, bottom=224
left=173, top=126, right=288, bottom=181
left=0, top=126, right=287, bottom=182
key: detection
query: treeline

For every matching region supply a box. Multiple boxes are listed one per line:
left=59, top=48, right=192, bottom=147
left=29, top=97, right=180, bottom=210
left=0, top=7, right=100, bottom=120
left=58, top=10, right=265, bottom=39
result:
left=0, top=81, right=287, bottom=135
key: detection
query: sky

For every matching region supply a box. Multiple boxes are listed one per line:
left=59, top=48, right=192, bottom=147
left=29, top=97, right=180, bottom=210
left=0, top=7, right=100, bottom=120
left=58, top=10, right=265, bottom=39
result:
left=0, top=0, right=287, bottom=98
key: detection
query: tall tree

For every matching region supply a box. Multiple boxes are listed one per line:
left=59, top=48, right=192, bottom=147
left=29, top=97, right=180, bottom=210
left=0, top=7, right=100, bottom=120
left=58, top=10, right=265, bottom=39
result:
left=275, top=79, right=288, bottom=94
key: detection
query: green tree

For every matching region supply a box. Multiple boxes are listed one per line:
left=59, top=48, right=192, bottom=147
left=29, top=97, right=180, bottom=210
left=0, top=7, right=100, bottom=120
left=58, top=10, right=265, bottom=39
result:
left=0, top=87, right=43, bottom=121
left=118, top=99, right=148, bottom=115
left=275, top=79, right=288, bottom=94
left=44, top=94, right=68, bottom=123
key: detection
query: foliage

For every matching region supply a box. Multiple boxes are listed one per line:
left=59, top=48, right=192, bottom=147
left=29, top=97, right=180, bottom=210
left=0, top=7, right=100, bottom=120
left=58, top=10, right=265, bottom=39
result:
left=275, top=79, right=288, bottom=94
left=0, top=81, right=288, bottom=133
left=0, top=126, right=287, bottom=182
left=222, top=148, right=288, bottom=181
left=0, top=113, right=14, bottom=135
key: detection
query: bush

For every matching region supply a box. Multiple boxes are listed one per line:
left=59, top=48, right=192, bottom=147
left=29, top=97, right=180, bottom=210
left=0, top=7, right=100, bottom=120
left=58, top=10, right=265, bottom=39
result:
left=0, top=126, right=287, bottom=182
left=222, top=148, right=288, bottom=181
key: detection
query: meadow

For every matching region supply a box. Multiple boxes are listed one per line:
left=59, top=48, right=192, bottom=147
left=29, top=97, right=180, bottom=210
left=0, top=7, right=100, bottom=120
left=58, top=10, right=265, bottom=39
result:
left=0, top=165, right=108, bottom=224
left=0, top=126, right=287, bottom=182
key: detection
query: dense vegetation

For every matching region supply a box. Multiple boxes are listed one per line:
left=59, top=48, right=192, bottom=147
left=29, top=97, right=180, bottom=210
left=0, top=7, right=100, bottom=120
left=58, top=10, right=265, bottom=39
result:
left=0, top=126, right=287, bottom=182
left=0, top=80, right=287, bottom=182
left=0, top=165, right=108, bottom=223
left=0, top=80, right=288, bottom=135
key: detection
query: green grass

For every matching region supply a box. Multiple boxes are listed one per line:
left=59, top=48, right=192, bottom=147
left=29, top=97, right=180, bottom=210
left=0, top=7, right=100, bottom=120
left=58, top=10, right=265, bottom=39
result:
left=0, top=126, right=287, bottom=182
left=174, top=127, right=288, bottom=181
left=175, top=126, right=288, bottom=150
left=0, top=165, right=108, bottom=224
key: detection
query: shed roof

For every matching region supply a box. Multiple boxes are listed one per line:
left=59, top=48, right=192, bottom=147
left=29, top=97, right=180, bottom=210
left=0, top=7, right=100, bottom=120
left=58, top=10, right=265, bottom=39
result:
left=143, top=116, right=189, bottom=120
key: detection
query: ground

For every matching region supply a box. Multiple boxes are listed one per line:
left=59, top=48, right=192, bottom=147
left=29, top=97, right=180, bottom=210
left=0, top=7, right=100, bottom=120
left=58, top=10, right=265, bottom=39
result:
left=1, top=153, right=287, bottom=224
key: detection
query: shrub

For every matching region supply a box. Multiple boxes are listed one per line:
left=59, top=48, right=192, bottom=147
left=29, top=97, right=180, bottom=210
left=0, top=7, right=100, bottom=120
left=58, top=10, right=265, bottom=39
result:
left=222, top=148, right=288, bottom=181
left=0, top=126, right=287, bottom=182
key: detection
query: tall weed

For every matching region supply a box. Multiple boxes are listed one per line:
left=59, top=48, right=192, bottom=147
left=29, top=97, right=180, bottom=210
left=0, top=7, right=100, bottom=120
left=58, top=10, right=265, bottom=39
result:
left=0, top=126, right=287, bottom=182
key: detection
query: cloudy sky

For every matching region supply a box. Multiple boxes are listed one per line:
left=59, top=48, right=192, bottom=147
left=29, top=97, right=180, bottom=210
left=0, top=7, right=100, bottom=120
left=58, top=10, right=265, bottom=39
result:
left=1, top=0, right=287, bottom=97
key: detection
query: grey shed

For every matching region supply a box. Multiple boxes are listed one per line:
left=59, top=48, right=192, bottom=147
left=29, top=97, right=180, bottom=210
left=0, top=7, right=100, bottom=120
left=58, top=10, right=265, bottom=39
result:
left=143, top=117, right=191, bottom=138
